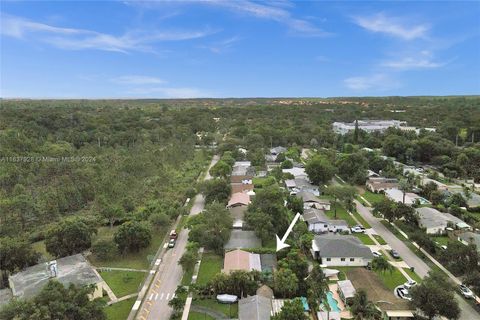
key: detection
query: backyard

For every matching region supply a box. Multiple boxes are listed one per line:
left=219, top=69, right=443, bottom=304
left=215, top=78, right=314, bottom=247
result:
left=104, top=296, right=137, bottom=320
left=196, top=253, right=223, bottom=286
left=192, top=298, right=239, bottom=318
left=361, top=190, right=386, bottom=205
left=98, top=270, right=146, bottom=298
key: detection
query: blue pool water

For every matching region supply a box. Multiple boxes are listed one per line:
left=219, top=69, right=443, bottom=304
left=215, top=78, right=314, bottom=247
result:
left=324, top=291, right=341, bottom=312
left=300, top=297, right=309, bottom=311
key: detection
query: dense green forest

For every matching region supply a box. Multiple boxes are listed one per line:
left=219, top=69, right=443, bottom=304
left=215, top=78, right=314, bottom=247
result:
left=0, top=96, right=479, bottom=288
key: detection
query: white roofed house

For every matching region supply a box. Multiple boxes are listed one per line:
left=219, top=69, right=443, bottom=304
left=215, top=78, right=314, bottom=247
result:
left=416, top=207, right=471, bottom=234
left=296, top=191, right=331, bottom=210
left=302, top=208, right=349, bottom=233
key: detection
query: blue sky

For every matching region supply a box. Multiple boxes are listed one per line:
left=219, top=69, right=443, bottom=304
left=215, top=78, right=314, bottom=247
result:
left=1, top=1, right=479, bottom=98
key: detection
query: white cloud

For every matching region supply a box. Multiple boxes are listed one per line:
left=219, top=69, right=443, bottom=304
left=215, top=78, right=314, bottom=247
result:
left=111, top=75, right=166, bottom=85
left=344, top=73, right=399, bottom=91
left=0, top=13, right=214, bottom=53
left=353, top=13, right=428, bottom=40
left=199, top=36, right=240, bottom=53
left=381, top=51, right=446, bottom=70
left=126, top=86, right=212, bottom=98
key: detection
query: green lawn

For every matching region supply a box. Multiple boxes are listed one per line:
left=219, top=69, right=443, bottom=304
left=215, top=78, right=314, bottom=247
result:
left=373, top=234, right=387, bottom=245
left=193, top=299, right=238, bottom=318
left=352, top=211, right=371, bottom=229
left=362, top=191, right=385, bottom=205
left=324, top=205, right=357, bottom=227
left=431, top=235, right=451, bottom=247
left=99, top=270, right=145, bottom=297
left=104, top=296, right=136, bottom=320
left=403, top=268, right=422, bottom=283
left=188, top=312, right=215, bottom=320
left=196, top=253, right=223, bottom=286
left=181, top=265, right=195, bottom=286
left=89, top=225, right=168, bottom=269
left=375, top=268, right=407, bottom=291
left=353, top=233, right=375, bottom=245
left=335, top=267, right=352, bottom=281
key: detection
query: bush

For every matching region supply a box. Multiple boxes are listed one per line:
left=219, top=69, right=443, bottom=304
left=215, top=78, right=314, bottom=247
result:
left=92, top=239, right=118, bottom=260
left=114, top=221, right=152, bottom=253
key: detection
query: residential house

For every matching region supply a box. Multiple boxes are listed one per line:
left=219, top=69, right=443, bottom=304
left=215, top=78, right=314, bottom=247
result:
left=365, top=177, right=398, bottom=193
left=223, top=249, right=261, bottom=274
left=238, top=295, right=272, bottom=320
left=282, top=167, right=308, bottom=179
left=311, top=235, right=374, bottom=267
left=383, top=310, right=415, bottom=320
left=458, top=232, right=480, bottom=253
left=302, top=208, right=349, bottom=233
left=297, top=191, right=331, bottom=210
left=385, top=188, right=427, bottom=205
left=227, top=192, right=250, bottom=208
left=231, top=178, right=254, bottom=194
left=337, top=280, right=356, bottom=303
left=285, top=177, right=320, bottom=196
left=8, top=254, right=106, bottom=301
left=232, top=161, right=255, bottom=183
left=416, top=207, right=470, bottom=234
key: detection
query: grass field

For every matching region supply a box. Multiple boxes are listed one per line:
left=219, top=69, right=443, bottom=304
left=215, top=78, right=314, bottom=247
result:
left=89, top=225, right=168, bottom=269
left=375, top=268, right=407, bottom=291
left=324, top=205, right=357, bottom=227
left=99, top=270, right=145, bottom=297
left=352, top=211, right=371, bottom=229
left=353, top=233, right=375, bottom=245
left=104, top=296, right=136, bottom=320
left=431, top=235, right=451, bottom=246
left=196, top=253, right=223, bottom=286
left=362, top=191, right=386, bottom=205
left=373, top=234, right=387, bottom=245
left=188, top=312, right=215, bottom=320
left=193, top=299, right=238, bottom=318
left=403, top=268, right=422, bottom=283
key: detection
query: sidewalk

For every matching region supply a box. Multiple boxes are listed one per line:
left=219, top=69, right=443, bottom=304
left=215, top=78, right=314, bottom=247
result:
left=181, top=247, right=205, bottom=320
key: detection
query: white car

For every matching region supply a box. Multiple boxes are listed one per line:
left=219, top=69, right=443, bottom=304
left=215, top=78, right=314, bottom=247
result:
left=403, top=280, right=417, bottom=290
left=372, top=251, right=382, bottom=258
left=459, top=284, right=474, bottom=299
left=351, top=226, right=366, bottom=233
left=396, top=287, right=412, bottom=301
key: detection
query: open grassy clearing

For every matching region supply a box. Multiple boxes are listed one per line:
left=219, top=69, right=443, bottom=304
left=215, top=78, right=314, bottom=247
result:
left=352, top=210, right=371, bottom=228
left=431, top=235, right=451, bottom=246
left=372, top=234, right=387, bottom=245
left=403, top=268, right=422, bottom=283
left=362, top=191, right=386, bottom=205
left=375, top=268, right=407, bottom=291
left=196, top=253, right=223, bottom=286
left=353, top=233, right=375, bottom=245
left=192, top=298, right=238, bottom=318
left=89, top=225, right=168, bottom=270
left=188, top=312, right=215, bottom=320
left=98, top=270, right=145, bottom=297
left=104, top=296, right=136, bottom=320
left=324, top=205, right=357, bottom=227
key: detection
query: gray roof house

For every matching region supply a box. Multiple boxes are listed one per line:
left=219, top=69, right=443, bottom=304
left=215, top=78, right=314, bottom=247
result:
left=239, top=295, right=272, bottom=320
left=416, top=207, right=470, bottom=234
left=8, top=254, right=105, bottom=300
left=311, top=234, right=373, bottom=267
left=337, top=280, right=356, bottom=303
left=296, top=191, right=331, bottom=210
left=302, top=208, right=348, bottom=233
left=458, top=232, right=480, bottom=252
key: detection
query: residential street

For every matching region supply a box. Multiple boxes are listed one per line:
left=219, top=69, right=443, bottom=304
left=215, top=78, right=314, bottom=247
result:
left=354, top=200, right=480, bottom=320
left=136, top=155, right=219, bottom=320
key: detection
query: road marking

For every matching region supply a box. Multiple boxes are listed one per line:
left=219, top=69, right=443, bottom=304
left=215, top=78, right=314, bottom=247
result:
left=149, top=293, right=154, bottom=300
left=160, top=293, right=164, bottom=300
left=166, top=293, right=170, bottom=300
left=155, top=258, right=162, bottom=266
left=155, top=283, right=160, bottom=288
left=132, top=300, right=141, bottom=310
left=154, top=293, right=158, bottom=300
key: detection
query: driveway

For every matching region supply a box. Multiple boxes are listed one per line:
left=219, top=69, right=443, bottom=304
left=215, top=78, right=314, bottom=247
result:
left=354, top=200, right=480, bottom=320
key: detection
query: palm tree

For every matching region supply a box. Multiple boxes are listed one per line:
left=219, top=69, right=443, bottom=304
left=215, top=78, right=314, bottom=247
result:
left=371, top=257, right=393, bottom=274
left=350, top=289, right=381, bottom=320
left=398, top=179, right=411, bottom=204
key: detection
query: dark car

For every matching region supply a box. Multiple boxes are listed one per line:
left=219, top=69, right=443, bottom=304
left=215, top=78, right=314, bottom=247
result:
left=390, top=249, right=400, bottom=259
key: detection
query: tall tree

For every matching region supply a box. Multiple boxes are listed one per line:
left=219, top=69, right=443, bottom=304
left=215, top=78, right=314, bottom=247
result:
left=272, top=298, right=307, bottom=320
left=114, top=221, right=152, bottom=253
left=274, top=268, right=299, bottom=298
left=45, top=218, right=97, bottom=258
left=350, top=289, right=381, bottom=320
left=305, top=156, right=336, bottom=185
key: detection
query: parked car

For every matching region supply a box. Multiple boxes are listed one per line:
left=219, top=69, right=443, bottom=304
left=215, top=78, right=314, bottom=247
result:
left=403, top=280, right=417, bottom=290
left=390, top=249, right=400, bottom=259
left=169, top=229, right=177, bottom=239
left=396, top=287, right=412, bottom=301
left=168, top=238, right=176, bottom=248
left=351, top=225, right=366, bottom=233
left=460, top=284, right=474, bottom=299
left=372, top=251, right=382, bottom=258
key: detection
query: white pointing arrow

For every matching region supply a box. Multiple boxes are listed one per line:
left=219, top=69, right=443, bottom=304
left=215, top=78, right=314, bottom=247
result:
left=276, top=212, right=302, bottom=252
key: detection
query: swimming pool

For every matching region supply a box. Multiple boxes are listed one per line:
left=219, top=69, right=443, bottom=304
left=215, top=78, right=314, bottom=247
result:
left=320, top=291, right=340, bottom=312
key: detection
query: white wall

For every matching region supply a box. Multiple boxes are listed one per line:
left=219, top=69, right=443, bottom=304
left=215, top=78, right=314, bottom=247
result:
left=321, top=256, right=371, bottom=267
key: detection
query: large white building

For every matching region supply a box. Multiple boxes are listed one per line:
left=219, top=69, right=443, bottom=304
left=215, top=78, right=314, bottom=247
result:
left=333, top=120, right=406, bottom=135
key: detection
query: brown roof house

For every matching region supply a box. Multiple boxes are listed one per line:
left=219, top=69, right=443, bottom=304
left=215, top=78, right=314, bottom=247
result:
left=227, top=192, right=251, bottom=208
left=365, top=177, right=398, bottom=193
left=223, top=249, right=262, bottom=274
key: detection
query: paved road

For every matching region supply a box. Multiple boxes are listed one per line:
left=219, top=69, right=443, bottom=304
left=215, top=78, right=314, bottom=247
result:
left=355, top=200, right=480, bottom=320
left=137, top=155, right=219, bottom=320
